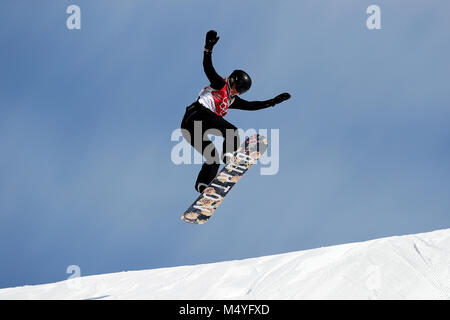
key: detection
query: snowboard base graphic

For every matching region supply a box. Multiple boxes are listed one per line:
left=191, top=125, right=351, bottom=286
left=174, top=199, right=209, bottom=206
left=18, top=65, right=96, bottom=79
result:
left=182, top=134, right=268, bottom=224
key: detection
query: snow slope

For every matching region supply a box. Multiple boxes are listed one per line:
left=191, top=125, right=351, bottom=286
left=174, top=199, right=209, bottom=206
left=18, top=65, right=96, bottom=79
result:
left=1, top=228, right=449, bottom=300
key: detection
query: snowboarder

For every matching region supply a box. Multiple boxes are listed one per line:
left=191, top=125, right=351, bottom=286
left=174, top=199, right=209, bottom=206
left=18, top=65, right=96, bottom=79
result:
left=181, top=30, right=291, bottom=193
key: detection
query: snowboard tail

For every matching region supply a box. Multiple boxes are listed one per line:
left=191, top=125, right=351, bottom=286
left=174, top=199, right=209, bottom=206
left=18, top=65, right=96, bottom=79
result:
left=182, top=134, right=268, bottom=224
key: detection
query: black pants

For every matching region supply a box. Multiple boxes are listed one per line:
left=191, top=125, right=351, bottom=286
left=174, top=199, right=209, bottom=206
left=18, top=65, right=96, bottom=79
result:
left=181, top=101, right=240, bottom=191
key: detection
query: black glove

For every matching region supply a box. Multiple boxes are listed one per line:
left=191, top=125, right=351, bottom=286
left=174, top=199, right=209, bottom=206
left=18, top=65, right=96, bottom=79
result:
left=205, top=30, right=220, bottom=51
left=269, top=92, right=291, bottom=106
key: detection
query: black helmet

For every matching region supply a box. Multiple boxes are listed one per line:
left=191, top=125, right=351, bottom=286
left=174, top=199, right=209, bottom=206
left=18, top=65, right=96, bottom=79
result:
left=228, top=70, right=252, bottom=94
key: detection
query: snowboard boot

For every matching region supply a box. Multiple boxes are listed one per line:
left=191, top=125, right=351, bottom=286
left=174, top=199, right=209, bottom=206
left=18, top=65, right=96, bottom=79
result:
left=195, top=162, right=220, bottom=193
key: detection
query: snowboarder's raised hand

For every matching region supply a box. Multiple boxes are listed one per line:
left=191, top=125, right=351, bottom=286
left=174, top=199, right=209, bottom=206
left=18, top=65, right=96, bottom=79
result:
left=270, top=93, right=291, bottom=107
left=205, top=30, right=220, bottom=52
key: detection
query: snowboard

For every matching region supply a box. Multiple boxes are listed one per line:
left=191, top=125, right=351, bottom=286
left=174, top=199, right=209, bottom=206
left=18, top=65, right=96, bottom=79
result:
left=181, top=134, right=268, bottom=224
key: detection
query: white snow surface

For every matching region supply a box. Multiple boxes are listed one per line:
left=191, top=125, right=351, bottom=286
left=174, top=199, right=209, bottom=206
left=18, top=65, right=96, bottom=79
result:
left=1, top=228, right=450, bottom=300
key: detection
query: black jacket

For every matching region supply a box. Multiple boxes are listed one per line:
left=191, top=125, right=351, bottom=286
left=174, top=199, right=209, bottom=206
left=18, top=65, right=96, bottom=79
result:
left=203, top=51, right=274, bottom=111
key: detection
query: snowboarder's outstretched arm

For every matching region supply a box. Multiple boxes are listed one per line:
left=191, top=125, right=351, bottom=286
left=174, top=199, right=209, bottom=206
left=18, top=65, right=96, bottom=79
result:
left=229, top=93, right=291, bottom=111
left=203, top=30, right=226, bottom=90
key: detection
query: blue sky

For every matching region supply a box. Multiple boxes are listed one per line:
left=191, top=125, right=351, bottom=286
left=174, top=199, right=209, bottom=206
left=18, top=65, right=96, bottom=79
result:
left=1, top=0, right=449, bottom=288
